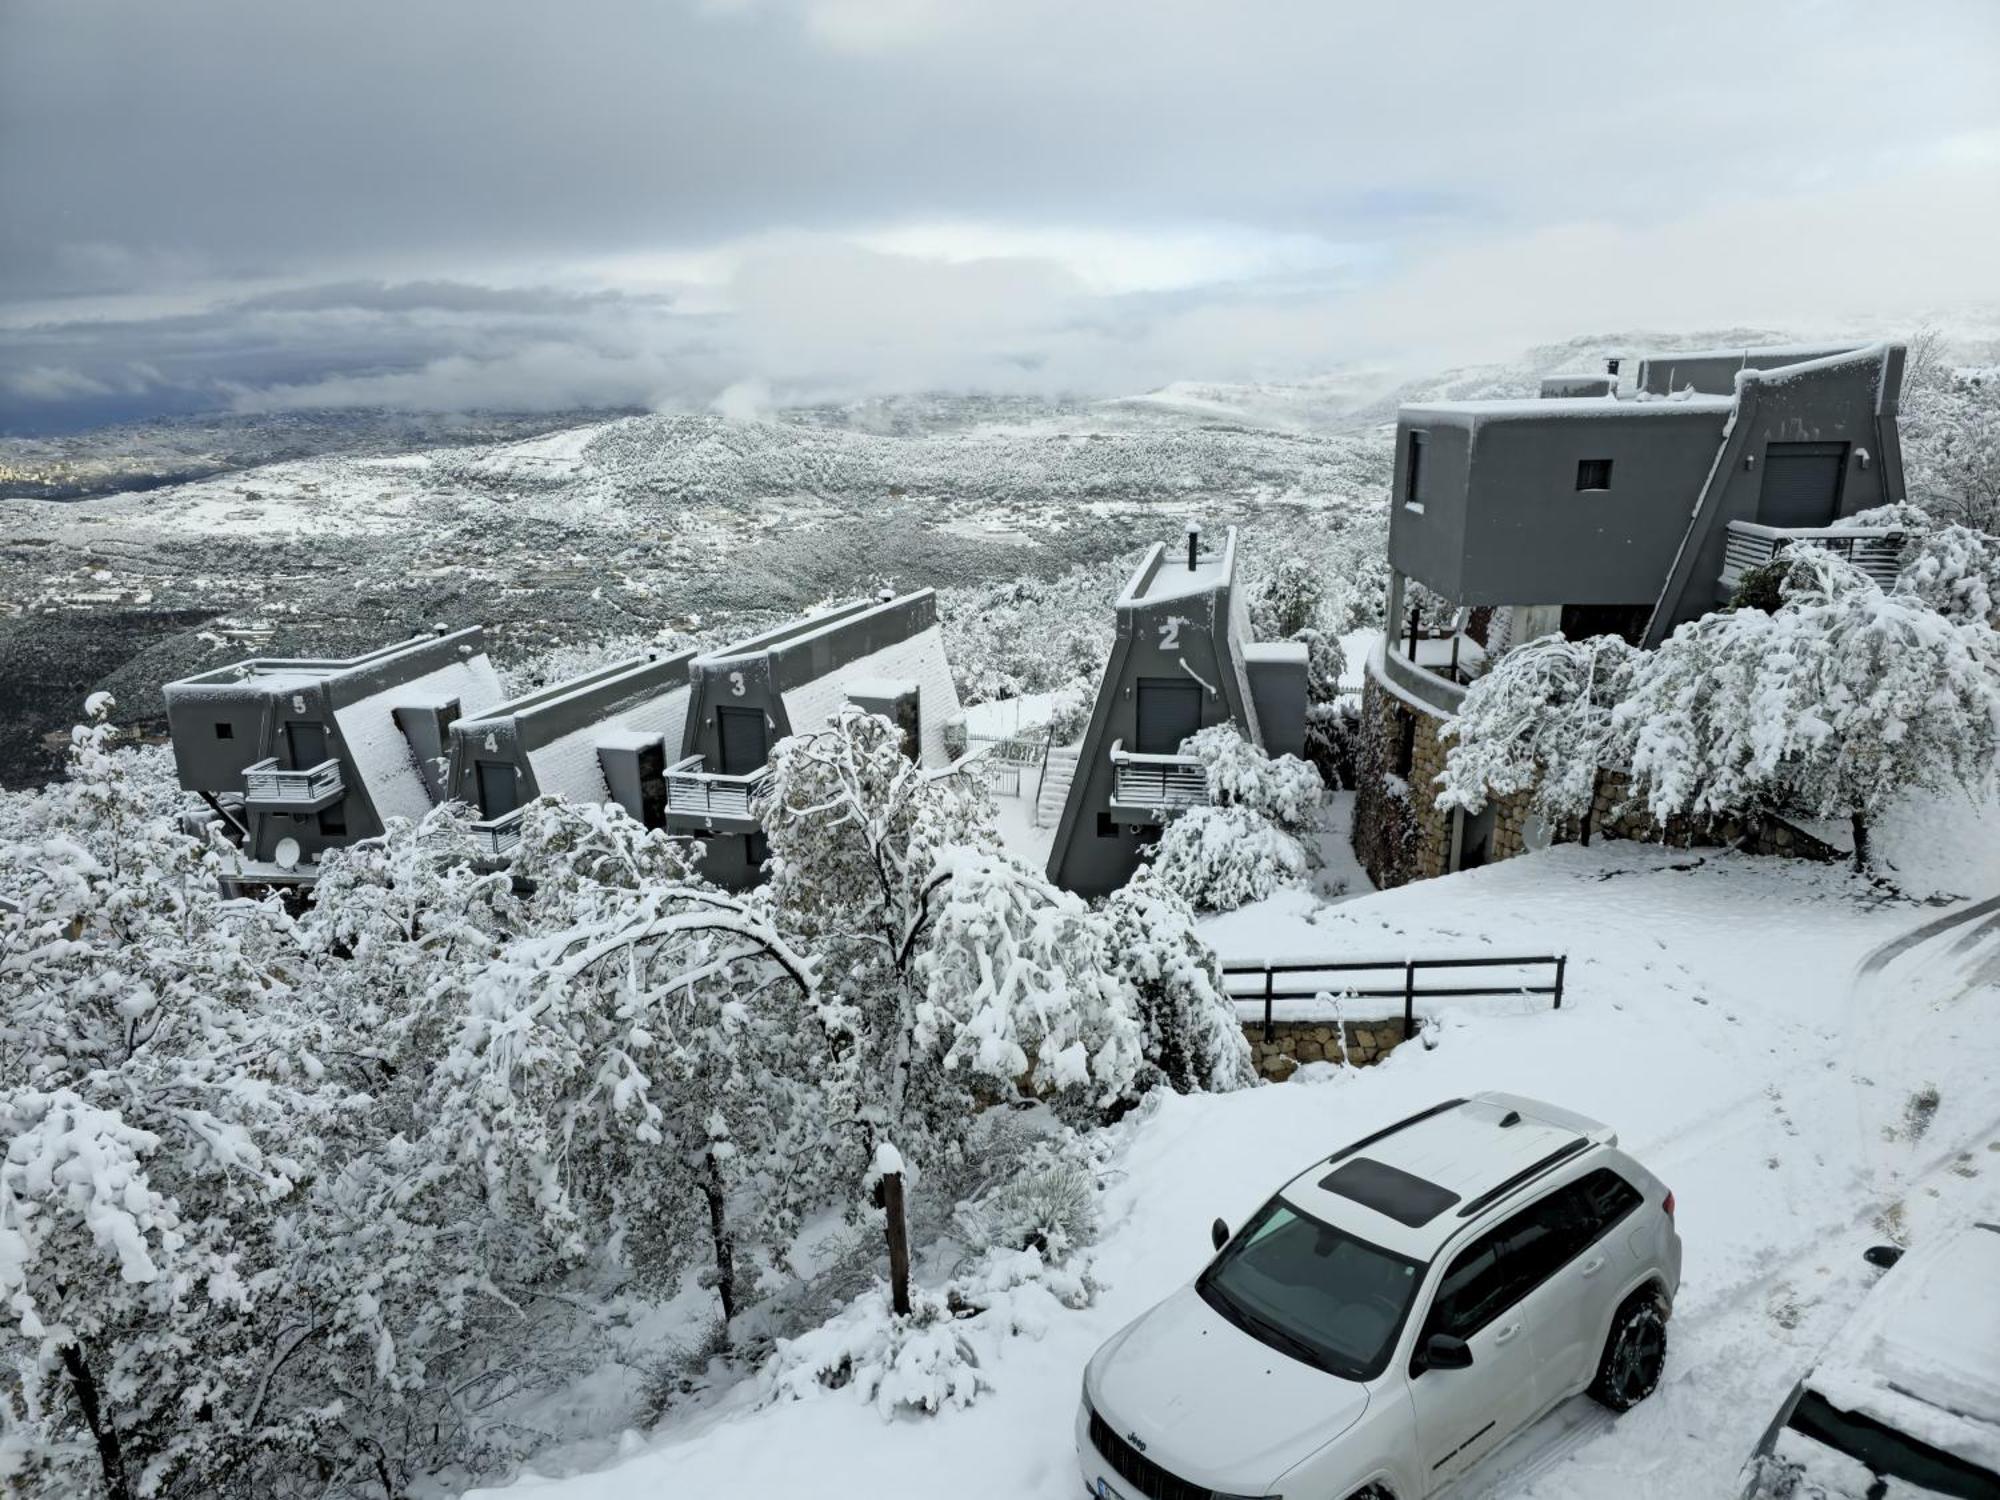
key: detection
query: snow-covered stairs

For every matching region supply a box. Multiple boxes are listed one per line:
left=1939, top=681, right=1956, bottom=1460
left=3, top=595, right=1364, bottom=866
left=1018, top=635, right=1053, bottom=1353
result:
left=1034, top=745, right=1080, bottom=829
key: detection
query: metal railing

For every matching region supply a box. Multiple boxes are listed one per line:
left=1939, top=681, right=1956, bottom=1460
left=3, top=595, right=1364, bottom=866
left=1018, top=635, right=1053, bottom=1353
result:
left=1721, top=520, right=1905, bottom=592
left=469, top=806, right=527, bottom=858
left=243, top=757, right=343, bottom=806
left=1221, top=954, right=1567, bottom=1044
left=1107, top=739, right=1209, bottom=812
left=664, top=754, right=772, bottom=820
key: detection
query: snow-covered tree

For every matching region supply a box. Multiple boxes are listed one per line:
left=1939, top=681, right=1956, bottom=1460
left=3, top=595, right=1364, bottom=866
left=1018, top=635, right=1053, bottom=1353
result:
left=1099, top=877, right=1255, bottom=1094
left=1901, top=330, right=1999, bottom=532
left=1619, top=549, right=2000, bottom=871
left=911, top=848, right=1143, bottom=1116
left=0, top=699, right=344, bottom=1499
left=1436, top=633, right=1640, bottom=843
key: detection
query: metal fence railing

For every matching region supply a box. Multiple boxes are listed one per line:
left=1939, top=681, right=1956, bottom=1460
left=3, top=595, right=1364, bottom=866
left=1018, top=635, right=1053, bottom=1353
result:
left=1221, top=954, right=1568, bottom=1043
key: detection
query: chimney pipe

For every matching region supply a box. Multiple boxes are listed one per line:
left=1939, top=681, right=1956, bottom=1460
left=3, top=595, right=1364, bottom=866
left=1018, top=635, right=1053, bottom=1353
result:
left=1606, top=357, right=1622, bottom=377
left=1185, top=523, right=1202, bottom=571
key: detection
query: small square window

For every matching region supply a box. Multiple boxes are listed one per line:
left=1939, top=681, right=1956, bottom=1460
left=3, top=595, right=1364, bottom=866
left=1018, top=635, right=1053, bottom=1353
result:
left=1096, top=811, right=1119, bottom=839
left=214, top=722, right=235, bottom=740
left=1576, top=458, right=1613, bottom=491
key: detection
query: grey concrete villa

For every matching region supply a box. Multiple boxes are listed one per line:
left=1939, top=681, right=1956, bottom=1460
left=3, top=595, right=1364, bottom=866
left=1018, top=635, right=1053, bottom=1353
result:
left=445, top=648, right=698, bottom=858
left=666, top=588, right=961, bottom=886
left=164, top=628, right=502, bottom=892
left=1046, top=525, right=1307, bottom=897
left=1354, top=340, right=1910, bottom=888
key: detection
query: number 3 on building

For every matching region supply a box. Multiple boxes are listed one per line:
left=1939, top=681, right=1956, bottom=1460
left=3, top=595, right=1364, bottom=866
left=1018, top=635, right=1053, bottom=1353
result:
left=1156, top=618, right=1182, bottom=651
left=729, top=671, right=747, bottom=696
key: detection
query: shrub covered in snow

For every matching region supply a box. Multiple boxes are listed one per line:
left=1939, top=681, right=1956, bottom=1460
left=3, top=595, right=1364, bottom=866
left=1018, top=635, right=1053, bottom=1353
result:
left=757, top=1247, right=1094, bottom=1419
left=1100, top=877, right=1256, bottom=1094
left=1142, top=726, right=1321, bottom=912
left=1146, top=802, right=1310, bottom=912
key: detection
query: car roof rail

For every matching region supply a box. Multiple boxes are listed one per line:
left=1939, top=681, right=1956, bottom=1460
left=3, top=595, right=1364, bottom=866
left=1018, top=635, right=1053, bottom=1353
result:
left=1456, top=1137, right=1591, bottom=1219
left=1325, top=1098, right=1468, bottom=1167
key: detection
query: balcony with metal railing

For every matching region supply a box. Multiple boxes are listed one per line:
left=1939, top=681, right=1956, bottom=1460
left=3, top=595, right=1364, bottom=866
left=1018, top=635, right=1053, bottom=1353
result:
left=242, top=757, right=345, bottom=812
left=663, top=754, right=771, bottom=831
left=1106, top=739, right=1210, bottom=824
left=469, top=805, right=527, bottom=859
left=1720, top=519, right=1905, bottom=594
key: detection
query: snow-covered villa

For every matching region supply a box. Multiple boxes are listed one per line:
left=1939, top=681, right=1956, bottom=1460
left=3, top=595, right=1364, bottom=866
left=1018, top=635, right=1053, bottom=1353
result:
left=666, top=588, right=961, bottom=886
left=163, top=593, right=964, bottom=894
left=1354, top=340, right=1912, bottom=888
left=1046, top=525, right=1307, bottom=896
left=445, top=648, right=699, bottom=858
left=164, top=628, right=503, bottom=893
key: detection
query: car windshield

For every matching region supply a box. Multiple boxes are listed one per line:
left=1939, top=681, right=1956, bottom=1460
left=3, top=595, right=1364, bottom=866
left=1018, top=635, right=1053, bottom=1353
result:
left=1783, top=1387, right=2000, bottom=1499
left=1196, top=1195, right=1423, bottom=1381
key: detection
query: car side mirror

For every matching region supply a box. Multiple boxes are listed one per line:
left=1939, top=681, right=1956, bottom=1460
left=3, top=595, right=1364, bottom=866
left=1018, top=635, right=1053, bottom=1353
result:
left=1863, top=1244, right=1904, bottom=1269
left=1211, top=1217, right=1230, bottom=1252
left=1422, top=1333, right=1473, bottom=1372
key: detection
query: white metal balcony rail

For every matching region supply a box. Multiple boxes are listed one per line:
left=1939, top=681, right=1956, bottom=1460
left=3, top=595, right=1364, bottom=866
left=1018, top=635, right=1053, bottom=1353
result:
left=1107, top=740, right=1209, bottom=812
left=665, top=755, right=772, bottom=820
left=469, top=806, right=527, bottom=859
left=242, top=757, right=343, bottom=806
left=1721, top=520, right=1905, bottom=593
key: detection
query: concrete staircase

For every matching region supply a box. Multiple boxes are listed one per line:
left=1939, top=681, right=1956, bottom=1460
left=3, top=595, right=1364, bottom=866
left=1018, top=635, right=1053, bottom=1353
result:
left=1034, top=745, right=1080, bottom=829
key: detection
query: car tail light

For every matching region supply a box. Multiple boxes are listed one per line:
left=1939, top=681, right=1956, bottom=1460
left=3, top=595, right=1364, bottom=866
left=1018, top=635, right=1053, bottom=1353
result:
left=1663, top=1189, right=1676, bottom=1219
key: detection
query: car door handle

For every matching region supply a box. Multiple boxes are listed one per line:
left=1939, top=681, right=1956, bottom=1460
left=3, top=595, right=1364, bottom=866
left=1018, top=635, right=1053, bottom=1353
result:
left=1579, top=1256, right=1607, bottom=1278
left=1493, top=1322, right=1522, bottom=1346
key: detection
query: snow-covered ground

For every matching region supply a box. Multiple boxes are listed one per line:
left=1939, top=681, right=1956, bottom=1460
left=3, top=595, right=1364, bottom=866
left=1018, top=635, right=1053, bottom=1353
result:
left=470, top=840, right=2000, bottom=1500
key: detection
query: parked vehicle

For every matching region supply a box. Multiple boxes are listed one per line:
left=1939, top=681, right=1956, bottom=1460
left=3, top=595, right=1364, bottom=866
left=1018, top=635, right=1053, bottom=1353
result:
left=1077, top=1092, right=1681, bottom=1499
left=1738, top=1223, right=2000, bottom=1500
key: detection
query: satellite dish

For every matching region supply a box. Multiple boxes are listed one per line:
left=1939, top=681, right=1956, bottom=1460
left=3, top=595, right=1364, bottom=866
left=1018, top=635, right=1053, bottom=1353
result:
left=274, top=837, right=301, bottom=871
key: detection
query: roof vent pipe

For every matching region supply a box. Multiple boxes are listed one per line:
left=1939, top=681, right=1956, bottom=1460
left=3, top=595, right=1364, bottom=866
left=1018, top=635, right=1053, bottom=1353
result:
left=876, top=586, right=896, bottom=603
left=1605, top=357, right=1622, bottom=377
left=1186, top=522, right=1202, bottom=571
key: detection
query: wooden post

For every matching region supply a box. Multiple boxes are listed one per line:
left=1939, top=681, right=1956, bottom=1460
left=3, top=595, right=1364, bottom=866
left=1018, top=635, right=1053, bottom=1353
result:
left=874, top=1143, right=912, bottom=1317
left=1263, top=967, right=1275, bottom=1044
left=1403, top=960, right=1417, bottom=1040
left=1553, top=955, right=1567, bottom=1011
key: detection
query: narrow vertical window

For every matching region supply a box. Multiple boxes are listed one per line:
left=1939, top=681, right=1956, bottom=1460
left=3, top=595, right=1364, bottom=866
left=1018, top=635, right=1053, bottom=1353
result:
left=1404, top=431, right=1428, bottom=510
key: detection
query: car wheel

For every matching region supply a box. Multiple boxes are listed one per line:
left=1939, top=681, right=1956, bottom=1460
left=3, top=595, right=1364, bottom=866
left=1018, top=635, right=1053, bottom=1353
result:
left=1589, top=1294, right=1667, bottom=1411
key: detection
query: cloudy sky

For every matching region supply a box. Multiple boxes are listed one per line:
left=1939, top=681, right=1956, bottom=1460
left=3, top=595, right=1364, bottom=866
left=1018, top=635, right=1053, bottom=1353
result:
left=3, top=0, right=1996, bottom=432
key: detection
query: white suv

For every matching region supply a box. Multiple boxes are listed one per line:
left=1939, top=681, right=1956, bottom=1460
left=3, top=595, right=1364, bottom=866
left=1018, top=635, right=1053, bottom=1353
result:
left=1078, top=1092, right=1682, bottom=1500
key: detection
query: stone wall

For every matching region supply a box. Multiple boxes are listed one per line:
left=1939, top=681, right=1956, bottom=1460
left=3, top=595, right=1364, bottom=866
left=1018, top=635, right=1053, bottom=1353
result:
left=1350, top=674, right=1537, bottom=889
left=1350, top=681, right=1845, bottom=889
left=1244, top=1017, right=1410, bottom=1082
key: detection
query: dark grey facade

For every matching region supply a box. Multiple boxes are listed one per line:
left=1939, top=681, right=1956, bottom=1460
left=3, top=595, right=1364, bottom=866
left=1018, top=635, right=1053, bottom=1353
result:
left=1046, top=527, right=1307, bottom=898
left=444, top=649, right=697, bottom=856
left=164, top=629, right=502, bottom=888
left=669, top=589, right=962, bottom=887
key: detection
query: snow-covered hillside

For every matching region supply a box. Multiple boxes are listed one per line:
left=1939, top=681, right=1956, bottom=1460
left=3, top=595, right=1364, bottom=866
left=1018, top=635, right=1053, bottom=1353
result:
left=471, top=842, right=2000, bottom=1500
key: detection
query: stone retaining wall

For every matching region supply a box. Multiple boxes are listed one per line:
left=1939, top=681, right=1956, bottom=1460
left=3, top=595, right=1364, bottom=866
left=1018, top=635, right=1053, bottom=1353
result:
left=1245, top=1017, right=1409, bottom=1081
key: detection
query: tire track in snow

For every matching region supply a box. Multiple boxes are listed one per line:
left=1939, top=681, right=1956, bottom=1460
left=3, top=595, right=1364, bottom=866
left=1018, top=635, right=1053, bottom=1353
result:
left=1449, top=894, right=2000, bottom=1500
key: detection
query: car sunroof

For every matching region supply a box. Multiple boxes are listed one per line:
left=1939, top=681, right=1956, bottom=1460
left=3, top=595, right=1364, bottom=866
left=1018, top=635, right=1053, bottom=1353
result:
left=1318, top=1157, right=1462, bottom=1228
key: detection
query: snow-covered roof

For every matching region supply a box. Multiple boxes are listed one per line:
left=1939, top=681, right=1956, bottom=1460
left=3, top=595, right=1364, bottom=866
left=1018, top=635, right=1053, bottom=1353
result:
left=695, top=596, right=880, bottom=666
left=1805, top=1223, right=2000, bottom=1472
left=174, top=633, right=459, bottom=690
left=1642, top=341, right=1864, bottom=366
left=1117, top=526, right=1239, bottom=608
left=524, top=683, right=691, bottom=805
left=1734, top=341, right=1894, bottom=389
left=1242, top=641, right=1308, bottom=665
left=843, top=676, right=919, bottom=700
left=336, top=652, right=503, bottom=823
left=1402, top=394, right=1734, bottom=425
